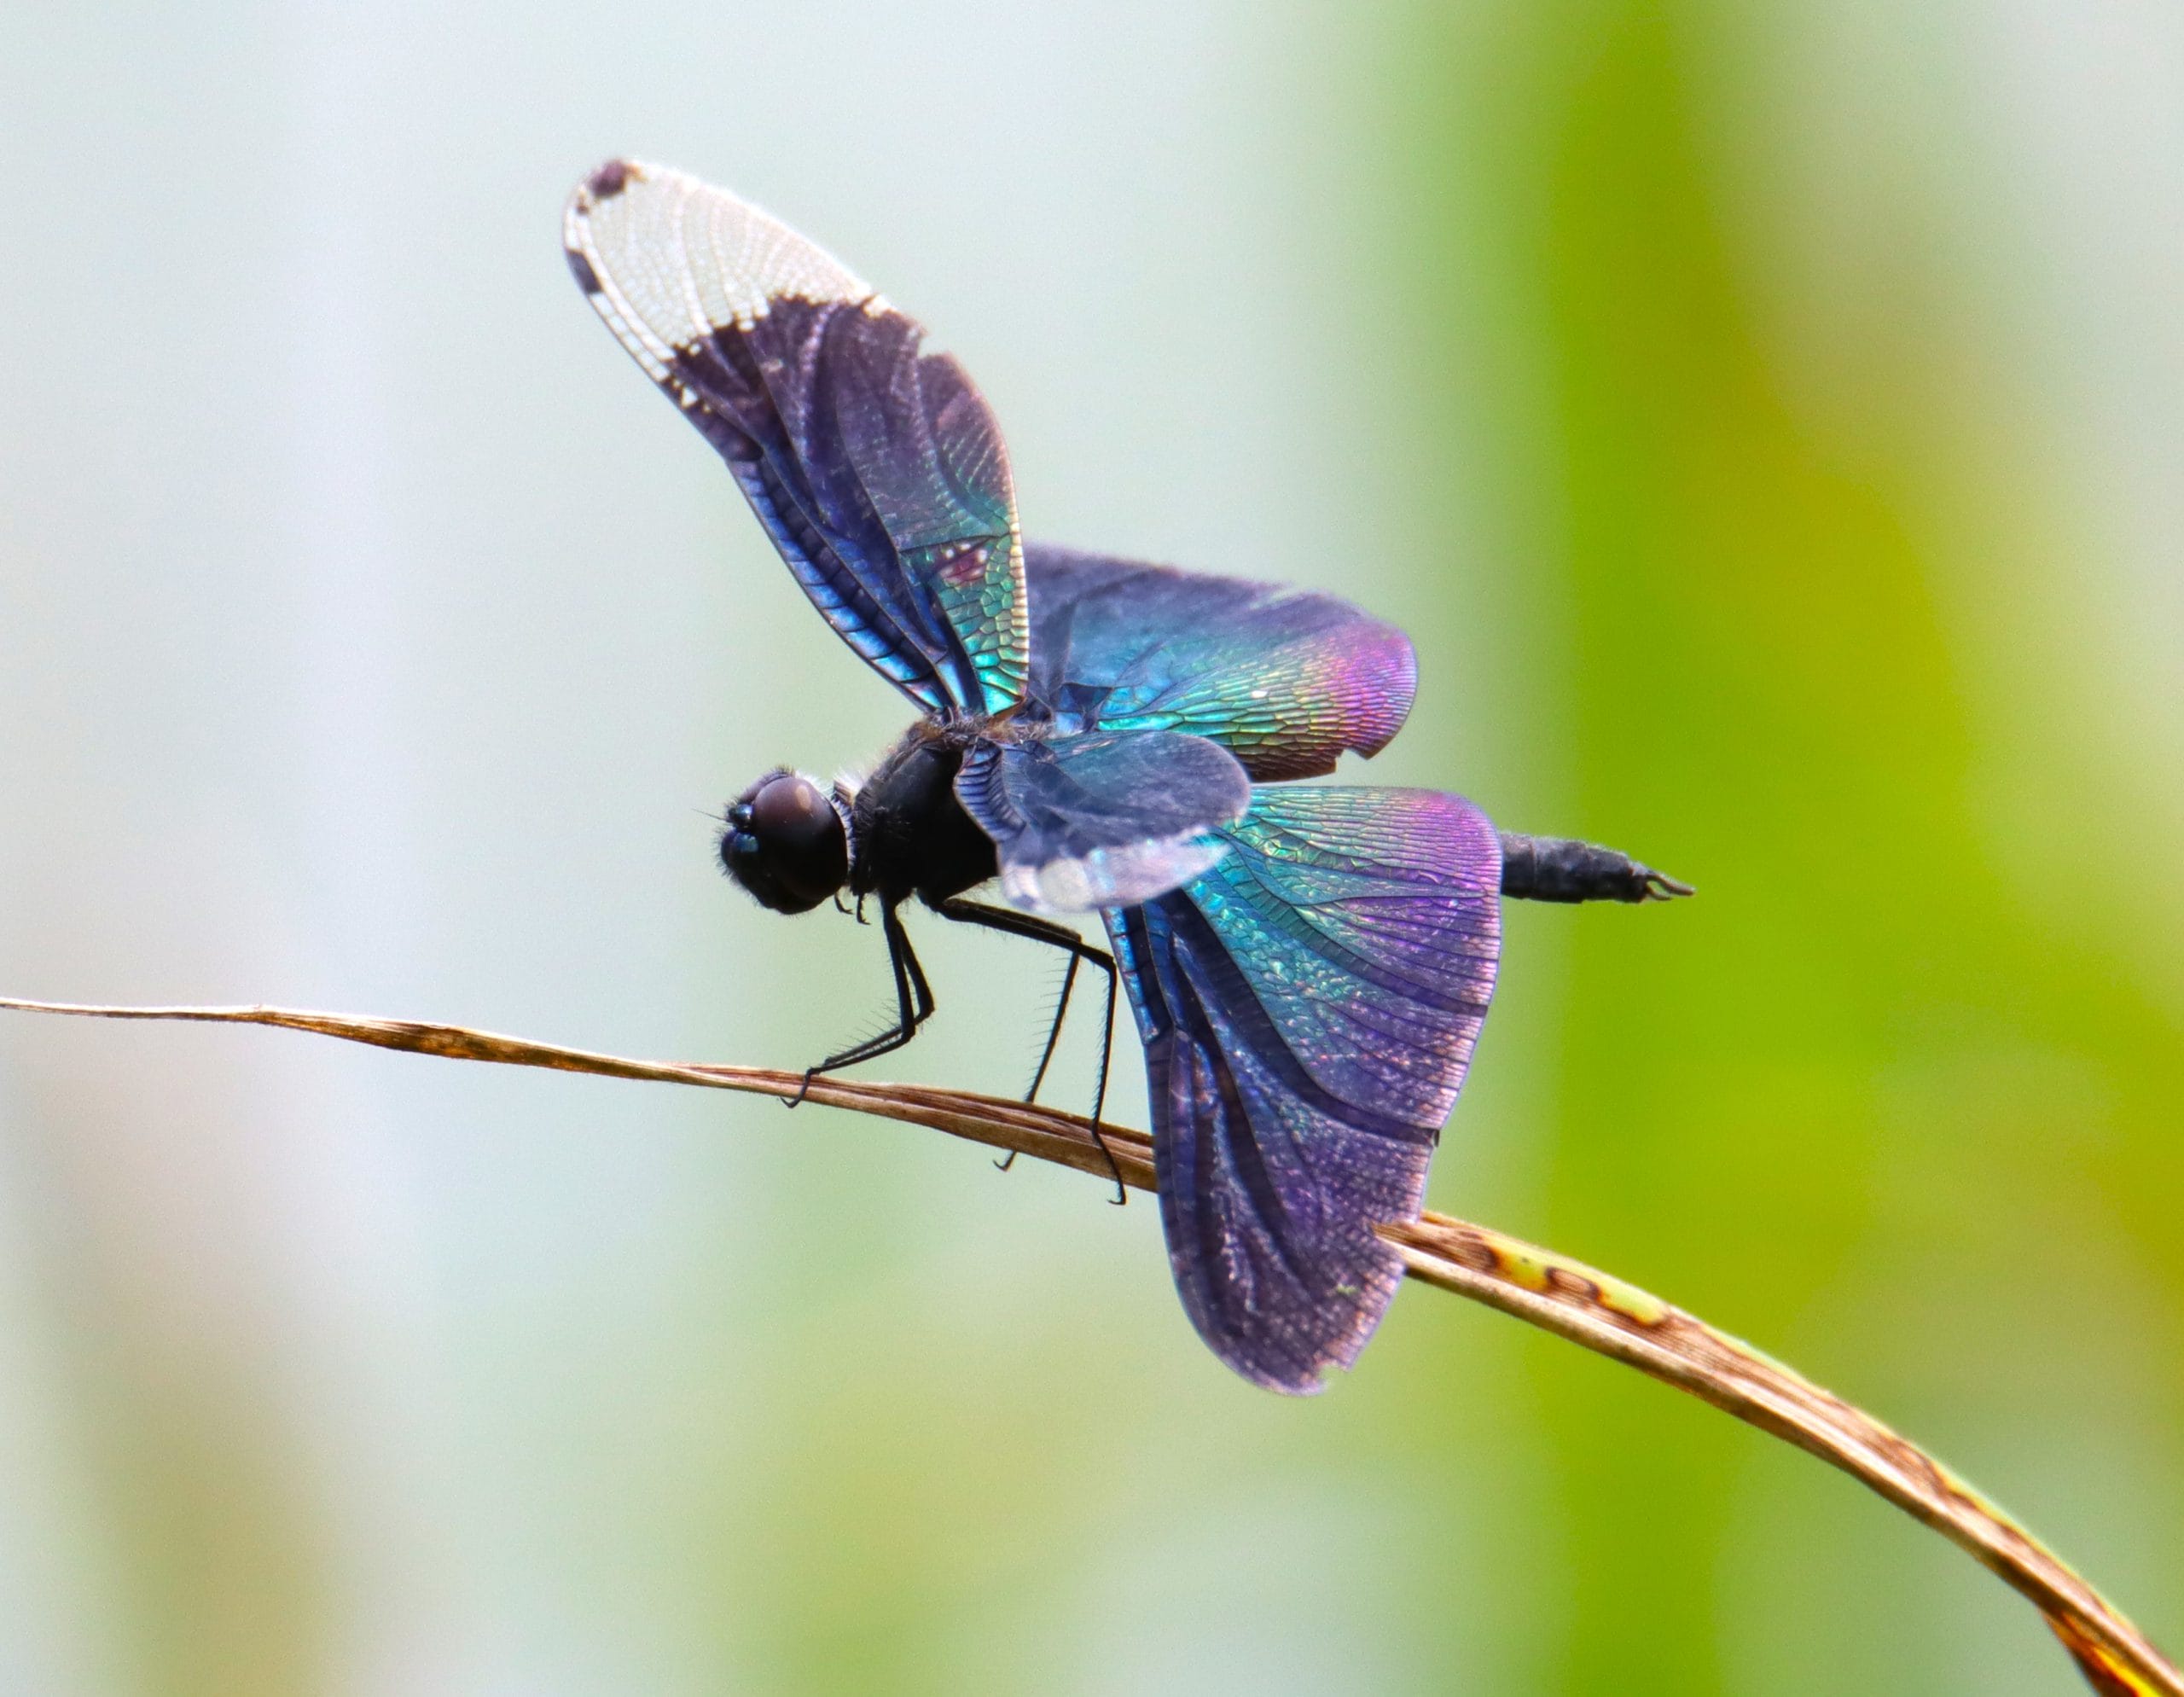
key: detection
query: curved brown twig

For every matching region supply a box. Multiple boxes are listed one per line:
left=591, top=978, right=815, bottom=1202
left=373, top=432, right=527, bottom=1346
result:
left=0, top=993, right=2173, bottom=1695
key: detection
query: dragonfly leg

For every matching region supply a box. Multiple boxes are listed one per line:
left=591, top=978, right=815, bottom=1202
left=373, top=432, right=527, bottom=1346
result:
left=1498, top=833, right=1694, bottom=904
left=937, top=898, right=1125, bottom=1204
left=790, top=902, right=935, bottom=1105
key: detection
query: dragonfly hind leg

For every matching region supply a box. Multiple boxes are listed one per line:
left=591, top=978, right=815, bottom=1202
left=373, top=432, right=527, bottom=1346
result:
left=936, top=898, right=1125, bottom=1203
left=789, top=901, right=935, bottom=1105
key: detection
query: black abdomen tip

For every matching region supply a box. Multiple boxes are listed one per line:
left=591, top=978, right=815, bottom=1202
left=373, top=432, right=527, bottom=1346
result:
left=1499, top=833, right=1693, bottom=904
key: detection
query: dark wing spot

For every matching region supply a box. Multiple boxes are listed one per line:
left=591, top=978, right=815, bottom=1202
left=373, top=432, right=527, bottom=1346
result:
left=564, top=246, right=601, bottom=294
left=585, top=159, right=632, bottom=200
left=585, top=159, right=634, bottom=201
left=936, top=540, right=990, bottom=588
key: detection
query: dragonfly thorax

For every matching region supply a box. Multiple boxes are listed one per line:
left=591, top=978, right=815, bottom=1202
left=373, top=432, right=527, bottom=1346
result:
left=845, top=723, right=1001, bottom=910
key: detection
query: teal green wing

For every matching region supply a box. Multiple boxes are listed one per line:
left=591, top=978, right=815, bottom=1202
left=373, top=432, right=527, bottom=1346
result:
left=1107, top=786, right=1503, bottom=1392
left=1024, top=544, right=1417, bottom=779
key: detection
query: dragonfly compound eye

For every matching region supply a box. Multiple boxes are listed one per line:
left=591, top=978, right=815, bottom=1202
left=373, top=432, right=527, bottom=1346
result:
left=719, top=770, right=849, bottom=914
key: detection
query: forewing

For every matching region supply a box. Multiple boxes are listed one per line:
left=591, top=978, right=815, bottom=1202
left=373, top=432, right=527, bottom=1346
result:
left=1025, top=544, right=1417, bottom=780
left=566, top=160, right=1028, bottom=713
left=955, top=730, right=1252, bottom=912
left=1107, top=787, right=1502, bottom=1393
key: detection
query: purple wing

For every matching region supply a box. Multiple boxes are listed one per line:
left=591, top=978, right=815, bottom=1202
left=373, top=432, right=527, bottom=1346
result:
left=955, top=729, right=1251, bottom=911
left=1025, top=544, right=1418, bottom=781
left=1107, top=787, right=1502, bottom=1393
left=566, top=160, right=1027, bottom=715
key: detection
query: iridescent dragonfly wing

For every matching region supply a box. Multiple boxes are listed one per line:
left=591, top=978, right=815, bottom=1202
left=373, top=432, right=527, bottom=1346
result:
left=1107, top=786, right=1502, bottom=1393
left=1024, top=544, right=1417, bottom=779
left=955, top=729, right=1251, bottom=911
left=566, top=160, right=1027, bottom=714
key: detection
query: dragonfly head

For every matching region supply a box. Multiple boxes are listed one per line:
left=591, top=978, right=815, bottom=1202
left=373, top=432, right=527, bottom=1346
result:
left=720, top=769, right=851, bottom=915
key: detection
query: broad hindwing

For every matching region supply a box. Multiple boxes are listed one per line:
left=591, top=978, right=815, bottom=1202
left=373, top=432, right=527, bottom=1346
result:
left=955, top=730, right=1251, bottom=912
left=1106, top=787, right=1502, bottom=1393
left=1025, top=545, right=1418, bottom=780
left=566, top=160, right=1028, bottom=713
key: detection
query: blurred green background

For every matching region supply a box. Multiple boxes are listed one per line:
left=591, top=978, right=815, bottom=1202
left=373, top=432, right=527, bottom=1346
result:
left=2, top=2, right=2179, bottom=1692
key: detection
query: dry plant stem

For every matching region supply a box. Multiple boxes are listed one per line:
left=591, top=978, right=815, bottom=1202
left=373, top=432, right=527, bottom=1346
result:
left=1, top=996, right=2173, bottom=1696
left=1380, top=1218, right=2174, bottom=1697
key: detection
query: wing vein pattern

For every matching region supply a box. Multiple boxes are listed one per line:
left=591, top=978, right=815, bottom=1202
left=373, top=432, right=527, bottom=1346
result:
left=567, top=160, right=1027, bottom=714
left=955, top=729, right=1252, bottom=912
left=1108, top=786, right=1502, bottom=1393
left=1025, top=544, right=1417, bottom=779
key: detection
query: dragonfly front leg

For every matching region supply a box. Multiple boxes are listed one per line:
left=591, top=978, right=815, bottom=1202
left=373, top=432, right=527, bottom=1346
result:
left=789, top=902, right=935, bottom=1105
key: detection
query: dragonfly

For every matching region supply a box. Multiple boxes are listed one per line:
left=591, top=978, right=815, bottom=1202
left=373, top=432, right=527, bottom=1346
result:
left=564, top=160, right=1691, bottom=1394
